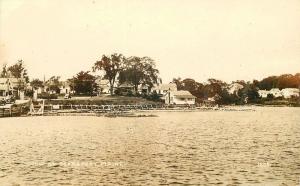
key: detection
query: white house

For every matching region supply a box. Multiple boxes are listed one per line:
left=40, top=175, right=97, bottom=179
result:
left=165, top=90, right=196, bottom=105
left=269, top=88, right=282, bottom=98
left=95, top=79, right=110, bottom=94
left=151, top=83, right=177, bottom=94
left=36, top=87, right=45, bottom=94
left=138, top=84, right=149, bottom=94
left=258, top=88, right=300, bottom=99
left=258, top=90, right=269, bottom=98
left=0, top=78, right=10, bottom=97
left=59, top=81, right=71, bottom=94
left=0, top=78, right=26, bottom=97
left=258, top=88, right=282, bottom=98
left=281, top=88, right=300, bottom=99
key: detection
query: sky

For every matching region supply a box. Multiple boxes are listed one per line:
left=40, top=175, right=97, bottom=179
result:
left=0, top=0, right=300, bottom=83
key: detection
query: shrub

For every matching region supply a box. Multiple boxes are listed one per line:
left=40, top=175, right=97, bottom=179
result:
left=38, top=93, right=58, bottom=99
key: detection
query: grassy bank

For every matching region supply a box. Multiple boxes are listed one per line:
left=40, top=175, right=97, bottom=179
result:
left=262, top=99, right=300, bottom=107
left=43, top=95, right=162, bottom=105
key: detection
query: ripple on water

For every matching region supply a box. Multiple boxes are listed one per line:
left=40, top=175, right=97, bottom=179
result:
left=0, top=108, right=299, bottom=185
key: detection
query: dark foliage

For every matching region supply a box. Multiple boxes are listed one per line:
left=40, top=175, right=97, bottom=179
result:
left=69, top=71, right=97, bottom=95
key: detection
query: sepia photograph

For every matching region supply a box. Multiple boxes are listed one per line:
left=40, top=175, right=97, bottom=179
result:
left=0, top=0, right=300, bottom=185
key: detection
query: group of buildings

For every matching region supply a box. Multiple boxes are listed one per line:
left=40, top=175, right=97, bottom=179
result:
left=1, top=76, right=299, bottom=105
left=0, top=78, right=26, bottom=99
left=225, top=82, right=300, bottom=99
left=258, top=88, right=300, bottom=99
left=0, top=77, right=197, bottom=105
left=92, top=78, right=196, bottom=105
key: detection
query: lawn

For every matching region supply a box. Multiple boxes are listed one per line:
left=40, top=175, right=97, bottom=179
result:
left=44, top=95, right=162, bottom=105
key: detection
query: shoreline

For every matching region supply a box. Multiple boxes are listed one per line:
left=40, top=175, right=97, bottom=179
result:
left=1, top=102, right=300, bottom=118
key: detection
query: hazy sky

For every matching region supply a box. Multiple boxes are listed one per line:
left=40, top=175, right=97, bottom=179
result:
left=0, top=0, right=300, bottom=83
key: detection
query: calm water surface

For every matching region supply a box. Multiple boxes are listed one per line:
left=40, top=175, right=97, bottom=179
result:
left=0, top=107, right=299, bottom=185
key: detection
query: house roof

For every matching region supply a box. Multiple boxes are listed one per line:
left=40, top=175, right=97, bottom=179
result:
left=152, top=83, right=177, bottom=91
left=0, top=78, right=25, bottom=88
left=0, top=84, right=9, bottom=90
left=60, top=81, right=70, bottom=87
left=0, top=78, right=8, bottom=84
left=7, top=78, right=25, bottom=83
left=96, top=79, right=109, bottom=85
left=258, top=89, right=269, bottom=92
left=171, top=90, right=196, bottom=98
left=282, top=88, right=299, bottom=91
left=138, top=84, right=149, bottom=89
left=281, top=88, right=300, bottom=93
left=270, top=88, right=280, bottom=92
left=118, top=83, right=134, bottom=88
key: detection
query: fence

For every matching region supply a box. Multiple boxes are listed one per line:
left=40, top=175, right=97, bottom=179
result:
left=43, top=103, right=196, bottom=113
left=1, top=102, right=197, bottom=117
left=0, top=104, right=29, bottom=117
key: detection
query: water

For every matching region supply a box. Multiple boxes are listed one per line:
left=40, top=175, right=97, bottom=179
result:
left=0, top=107, right=299, bottom=185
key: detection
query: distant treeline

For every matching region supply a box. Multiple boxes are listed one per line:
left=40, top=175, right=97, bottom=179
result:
left=171, top=73, right=300, bottom=105
left=255, top=74, right=300, bottom=90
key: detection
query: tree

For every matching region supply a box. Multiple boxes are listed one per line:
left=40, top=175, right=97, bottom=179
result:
left=182, top=78, right=197, bottom=92
left=173, top=78, right=205, bottom=98
left=256, top=73, right=300, bottom=90
left=205, top=78, right=227, bottom=97
left=257, top=76, right=277, bottom=90
left=277, top=74, right=299, bottom=89
left=266, top=93, right=274, bottom=100
left=118, top=56, right=159, bottom=94
left=216, top=89, right=240, bottom=105
left=93, top=53, right=125, bottom=95
left=70, top=71, right=97, bottom=95
left=172, top=77, right=184, bottom=90
left=238, top=82, right=260, bottom=103
left=7, top=60, right=29, bottom=82
left=31, top=79, right=44, bottom=89
left=0, top=64, right=7, bottom=78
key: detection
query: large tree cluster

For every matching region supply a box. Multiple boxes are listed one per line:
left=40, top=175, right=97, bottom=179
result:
left=92, top=53, right=159, bottom=95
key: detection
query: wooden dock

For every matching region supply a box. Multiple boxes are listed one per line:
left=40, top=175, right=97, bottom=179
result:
left=1, top=100, right=198, bottom=117
left=0, top=101, right=30, bottom=117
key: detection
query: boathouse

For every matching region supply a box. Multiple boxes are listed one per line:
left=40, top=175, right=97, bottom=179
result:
left=164, top=90, right=196, bottom=105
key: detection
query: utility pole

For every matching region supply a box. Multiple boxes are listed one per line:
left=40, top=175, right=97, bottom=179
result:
left=168, top=88, right=171, bottom=105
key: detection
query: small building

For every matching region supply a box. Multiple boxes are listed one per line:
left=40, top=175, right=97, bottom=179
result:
left=165, top=90, right=196, bottom=105
left=281, top=88, right=300, bottom=99
left=116, top=83, right=135, bottom=95
left=258, top=90, right=269, bottom=98
left=36, top=87, right=45, bottom=94
left=0, top=78, right=26, bottom=97
left=138, top=84, right=149, bottom=94
left=0, top=78, right=10, bottom=96
left=151, top=83, right=177, bottom=95
left=95, top=79, right=110, bottom=94
left=258, top=88, right=299, bottom=99
left=269, top=88, right=282, bottom=98
left=259, top=88, right=283, bottom=98
left=59, top=81, right=71, bottom=94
